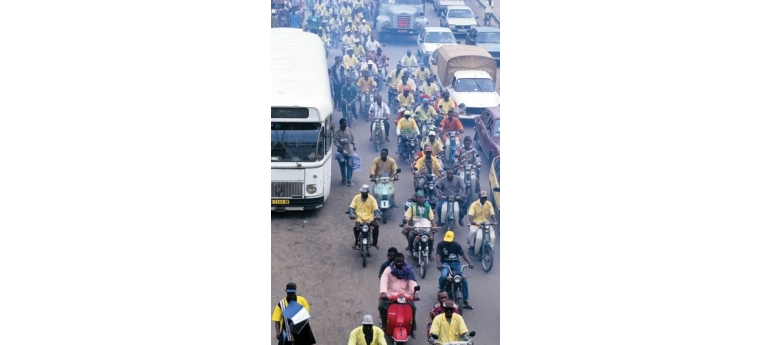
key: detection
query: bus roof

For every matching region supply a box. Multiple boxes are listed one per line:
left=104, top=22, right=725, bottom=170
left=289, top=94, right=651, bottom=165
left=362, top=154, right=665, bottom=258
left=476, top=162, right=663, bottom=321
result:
left=271, top=29, right=333, bottom=121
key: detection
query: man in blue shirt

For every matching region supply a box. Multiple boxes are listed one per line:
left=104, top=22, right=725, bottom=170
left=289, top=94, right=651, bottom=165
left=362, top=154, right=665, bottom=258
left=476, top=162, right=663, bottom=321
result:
left=290, top=9, right=302, bottom=28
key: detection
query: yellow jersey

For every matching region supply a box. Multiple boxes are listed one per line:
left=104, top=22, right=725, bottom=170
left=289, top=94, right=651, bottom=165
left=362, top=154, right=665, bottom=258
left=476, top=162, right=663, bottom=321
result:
left=349, top=194, right=380, bottom=222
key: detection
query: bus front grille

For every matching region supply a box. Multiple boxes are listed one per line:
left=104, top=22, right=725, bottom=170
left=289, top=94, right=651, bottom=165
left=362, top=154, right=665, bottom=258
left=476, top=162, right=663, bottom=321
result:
left=272, top=181, right=303, bottom=198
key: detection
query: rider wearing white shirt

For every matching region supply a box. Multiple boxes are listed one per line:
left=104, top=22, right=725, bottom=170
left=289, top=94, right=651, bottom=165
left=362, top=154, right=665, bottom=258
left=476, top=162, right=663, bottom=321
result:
left=365, top=35, right=383, bottom=53
left=368, top=94, right=392, bottom=142
left=400, top=49, right=419, bottom=68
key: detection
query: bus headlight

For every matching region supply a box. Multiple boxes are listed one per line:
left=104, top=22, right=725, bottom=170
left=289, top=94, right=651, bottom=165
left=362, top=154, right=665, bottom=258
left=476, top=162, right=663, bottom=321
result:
left=383, top=21, right=390, bottom=27
left=306, top=184, right=317, bottom=194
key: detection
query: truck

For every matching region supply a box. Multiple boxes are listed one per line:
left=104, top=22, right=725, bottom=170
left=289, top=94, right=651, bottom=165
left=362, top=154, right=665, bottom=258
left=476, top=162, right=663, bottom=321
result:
left=375, top=0, right=429, bottom=39
left=433, top=45, right=499, bottom=120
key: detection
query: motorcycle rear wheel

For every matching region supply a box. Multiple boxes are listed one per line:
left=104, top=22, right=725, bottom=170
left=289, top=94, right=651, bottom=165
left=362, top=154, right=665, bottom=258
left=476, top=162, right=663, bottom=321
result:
left=481, top=243, right=494, bottom=272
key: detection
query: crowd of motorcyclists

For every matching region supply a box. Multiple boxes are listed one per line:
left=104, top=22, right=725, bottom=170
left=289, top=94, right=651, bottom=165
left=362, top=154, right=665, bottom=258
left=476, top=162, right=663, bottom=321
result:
left=273, top=1, right=498, bottom=344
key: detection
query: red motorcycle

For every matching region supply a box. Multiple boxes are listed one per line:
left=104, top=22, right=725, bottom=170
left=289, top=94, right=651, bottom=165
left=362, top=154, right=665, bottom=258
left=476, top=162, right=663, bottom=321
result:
left=381, top=286, right=420, bottom=345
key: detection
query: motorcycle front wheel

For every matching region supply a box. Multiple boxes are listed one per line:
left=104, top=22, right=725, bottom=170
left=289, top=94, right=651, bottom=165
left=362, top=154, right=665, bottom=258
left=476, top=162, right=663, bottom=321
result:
left=362, top=245, right=368, bottom=267
left=453, top=288, right=464, bottom=316
left=420, top=251, right=427, bottom=278
left=481, top=243, right=494, bottom=272
left=381, top=208, right=388, bottom=224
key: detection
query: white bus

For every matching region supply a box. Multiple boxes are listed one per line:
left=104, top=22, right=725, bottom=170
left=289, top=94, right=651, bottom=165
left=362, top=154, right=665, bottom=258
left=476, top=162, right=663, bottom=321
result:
left=271, top=28, right=335, bottom=211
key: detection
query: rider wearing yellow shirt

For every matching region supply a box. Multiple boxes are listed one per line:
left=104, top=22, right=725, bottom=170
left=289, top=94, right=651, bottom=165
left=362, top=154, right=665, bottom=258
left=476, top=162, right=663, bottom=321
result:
left=435, top=91, right=457, bottom=115
left=396, top=75, right=417, bottom=93
left=413, top=64, right=431, bottom=82
left=421, top=77, right=440, bottom=98
left=388, top=65, right=406, bottom=88
left=343, top=49, right=360, bottom=69
left=357, top=71, right=377, bottom=92
left=414, top=97, right=438, bottom=123
left=340, top=4, right=352, bottom=19
left=348, top=184, right=382, bottom=249
left=352, top=40, right=366, bottom=56
left=397, top=111, right=420, bottom=155
left=396, top=88, right=416, bottom=109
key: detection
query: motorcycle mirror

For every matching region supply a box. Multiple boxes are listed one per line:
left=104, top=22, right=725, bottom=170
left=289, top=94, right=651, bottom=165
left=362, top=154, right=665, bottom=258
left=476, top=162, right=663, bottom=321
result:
left=413, top=285, right=420, bottom=292
left=396, top=168, right=402, bottom=173
left=469, top=331, right=476, bottom=337
left=493, top=186, right=500, bottom=192
left=431, top=334, right=439, bottom=340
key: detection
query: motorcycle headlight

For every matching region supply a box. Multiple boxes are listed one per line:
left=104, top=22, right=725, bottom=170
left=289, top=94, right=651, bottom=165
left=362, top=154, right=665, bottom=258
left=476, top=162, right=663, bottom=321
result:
left=421, top=235, right=428, bottom=242
left=362, top=224, right=369, bottom=232
left=306, top=184, right=317, bottom=194
left=453, top=275, right=462, bottom=283
left=397, top=296, right=406, bottom=303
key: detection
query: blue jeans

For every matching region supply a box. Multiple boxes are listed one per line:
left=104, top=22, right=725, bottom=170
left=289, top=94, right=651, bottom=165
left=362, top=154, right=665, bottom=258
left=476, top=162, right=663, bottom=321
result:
left=338, top=157, right=353, bottom=181
left=439, top=262, right=469, bottom=301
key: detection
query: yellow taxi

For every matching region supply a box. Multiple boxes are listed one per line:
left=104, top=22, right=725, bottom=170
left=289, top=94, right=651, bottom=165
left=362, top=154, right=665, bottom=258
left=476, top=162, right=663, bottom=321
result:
left=489, top=155, right=500, bottom=211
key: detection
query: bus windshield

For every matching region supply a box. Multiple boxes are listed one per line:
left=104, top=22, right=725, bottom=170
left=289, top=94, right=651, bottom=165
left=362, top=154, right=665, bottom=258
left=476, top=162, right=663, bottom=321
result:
left=271, top=122, right=323, bottom=162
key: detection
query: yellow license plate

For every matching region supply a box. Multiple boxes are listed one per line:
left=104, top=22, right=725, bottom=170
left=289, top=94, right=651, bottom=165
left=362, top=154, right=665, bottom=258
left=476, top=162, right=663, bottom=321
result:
left=272, top=200, right=290, bottom=205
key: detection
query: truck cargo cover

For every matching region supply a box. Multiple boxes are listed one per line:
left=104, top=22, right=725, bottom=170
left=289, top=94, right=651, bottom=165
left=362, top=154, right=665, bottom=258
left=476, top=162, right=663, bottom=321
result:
left=435, top=45, right=497, bottom=87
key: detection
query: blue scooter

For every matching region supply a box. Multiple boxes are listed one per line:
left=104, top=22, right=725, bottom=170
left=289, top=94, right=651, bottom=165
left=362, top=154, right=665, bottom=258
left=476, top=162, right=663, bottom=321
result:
left=372, top=168, right=401, bottom=224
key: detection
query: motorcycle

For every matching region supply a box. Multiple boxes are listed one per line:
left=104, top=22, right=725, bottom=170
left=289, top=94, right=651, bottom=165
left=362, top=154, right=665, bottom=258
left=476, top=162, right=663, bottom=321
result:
left=443, top=130, right=460, bottom=166
left=469, top=221, right=496, bottom=272
left=371, top=118, right=387, bottom=152
left=346, top=66, right=359, bottom=81
left=416, top=172, right=440, bottom=209
left=331, top=28, right=341, bottom=48
left=357, top=221, right=376, bottom=267
left=371, top=168, right=400, bottom=224
left=342, top=98, right=356, bottom=125
left=441, top=264, right=470, bottom=316
left=407, top=222, right=434, bottom=279
left=429, top=330, right=477, bottom=345
left=438, top=195, right=463, bottom=232
left=388, top=86, right=398, bottom=112
left=381, top=286, right=420, bottom=345
left=399, top=133, right=418, bottom=162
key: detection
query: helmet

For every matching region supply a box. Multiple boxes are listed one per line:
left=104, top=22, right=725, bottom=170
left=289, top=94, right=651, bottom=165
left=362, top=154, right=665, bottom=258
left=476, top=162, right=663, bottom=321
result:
left=368, top=60, right=374, bottom=65
left=422, top=98, right=429, bottom=103
left=423, top=144, right=433, bottom=152
left=362, top=315, right=374, bottom=325
left=403, top=110, right=412, bottom=116
left=403, top=87, right=410, bottom=92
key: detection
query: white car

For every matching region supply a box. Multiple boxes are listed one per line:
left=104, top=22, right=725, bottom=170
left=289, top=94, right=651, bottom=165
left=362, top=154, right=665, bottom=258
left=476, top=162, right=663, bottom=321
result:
left=439, top=5, right=478, bottom=36
left=416, top=27, right=457, bottom=65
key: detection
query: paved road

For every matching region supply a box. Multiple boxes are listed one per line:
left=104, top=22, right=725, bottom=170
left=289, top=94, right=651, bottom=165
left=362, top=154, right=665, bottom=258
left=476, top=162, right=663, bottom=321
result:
left=270, top=5, right=501, bottom=344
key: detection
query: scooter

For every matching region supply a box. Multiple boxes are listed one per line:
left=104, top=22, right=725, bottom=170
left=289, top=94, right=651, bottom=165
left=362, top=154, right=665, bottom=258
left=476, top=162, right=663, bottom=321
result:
left=440, top=264, right=470, bottom=315
left=381, top=286, right=420, bottom=345
left=429, top=330, right=477, bottom=345
left=360, top=90, right=375, bottom=120
left=469, top=221, right=496, bottom=273
left=443, top=130, right=459, bottom=166
left=439, top=194, right=463, bottom=232
left=458, top=161, right=479, bottom=203
left=371, top=118, right=386, bottom=152
left=371, top=168, right=400, bottom=224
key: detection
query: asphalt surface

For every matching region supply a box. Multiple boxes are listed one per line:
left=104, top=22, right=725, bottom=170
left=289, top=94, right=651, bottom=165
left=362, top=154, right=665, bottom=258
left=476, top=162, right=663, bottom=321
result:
left=271, top=3, right=501, bottom=344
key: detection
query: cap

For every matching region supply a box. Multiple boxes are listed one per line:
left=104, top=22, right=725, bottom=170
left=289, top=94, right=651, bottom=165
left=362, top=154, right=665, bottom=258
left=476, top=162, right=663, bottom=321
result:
left=360, top=184, right=370, bottom=192
left=362, top=315, right=374, bottom=325
left=354, top=38, right=360, bottom=43
left=407, top=49, right=412, bottom=53
left=403, top=110, right=411, bottom=116
left=362, top=19, right=366, bottom=22
left=286, top=282, right=297, bottom=293
left=428, top=131, right=436, bottom=136
left=368, top=60, right=374, bottom=64
left=422, top=98, right=429, bottom=103
left=444, top=230, right=454, bottom=242
left=479, top=190, right=488, bottom=197
left=415, top=190, right=425, bottom=197
left=286, top=288, right=297, bottom=293
left=443, top=301, right=456, bottom=308
left=423, top=144, right=433, bottom=152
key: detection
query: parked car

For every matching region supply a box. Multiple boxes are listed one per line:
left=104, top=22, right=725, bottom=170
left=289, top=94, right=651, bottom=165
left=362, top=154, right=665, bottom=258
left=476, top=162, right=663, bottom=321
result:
left=489, top=155, right=500, bottom=211
left=465, top=27, right=499, bottom=64
left=474, top=107, right=500, bottom=159
left=439, top=5, right=478, bottom=36
left=417, top=27, right=457, bottom=65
